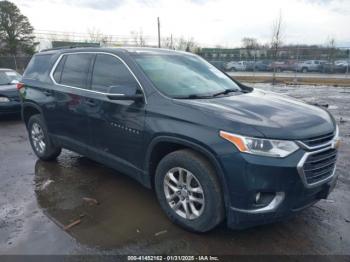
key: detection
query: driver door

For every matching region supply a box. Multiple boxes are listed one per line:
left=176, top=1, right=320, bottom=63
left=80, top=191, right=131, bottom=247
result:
left=85, top=53, right=146, bottom=175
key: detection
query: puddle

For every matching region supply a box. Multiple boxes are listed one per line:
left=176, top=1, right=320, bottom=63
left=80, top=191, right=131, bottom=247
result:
left=34, top=153, right=182, bottom=250
left=30, top=150, right=350, bottom=255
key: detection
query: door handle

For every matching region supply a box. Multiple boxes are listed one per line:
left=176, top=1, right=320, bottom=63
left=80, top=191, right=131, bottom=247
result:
left=86, top=99, right=97, bottom=107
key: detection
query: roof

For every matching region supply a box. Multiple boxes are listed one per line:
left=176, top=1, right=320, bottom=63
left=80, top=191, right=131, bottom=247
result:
left=38, top=46, right=194, bottom=57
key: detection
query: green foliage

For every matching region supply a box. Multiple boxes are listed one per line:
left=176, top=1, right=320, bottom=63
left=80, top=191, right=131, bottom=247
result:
left=0, top=0, right=36, bottom=55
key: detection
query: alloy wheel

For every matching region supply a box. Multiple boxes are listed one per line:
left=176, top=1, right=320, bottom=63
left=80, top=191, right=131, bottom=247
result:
left=31, top=122, right=46, bottom=154
left=163, top=167, right=205, bottom=220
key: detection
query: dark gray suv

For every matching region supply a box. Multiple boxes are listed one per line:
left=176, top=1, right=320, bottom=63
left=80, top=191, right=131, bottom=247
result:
left=19, top=47, right=340, bottom=232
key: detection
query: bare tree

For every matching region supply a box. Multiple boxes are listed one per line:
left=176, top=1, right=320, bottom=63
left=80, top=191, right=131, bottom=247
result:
left=131, top=29, right=146, bottom=47
left=326, top=37, right=336, bottom=72
left=87, top=27, right=103, bottom=43
left=162, top=35, right=174, bottom=49
left=242, top=37, right=259, bottom=59
left=174, top=37, right=199, bottom=52
left=271, top=11, right=283, bottom=84
left=100, top=35, right=115, bottom=47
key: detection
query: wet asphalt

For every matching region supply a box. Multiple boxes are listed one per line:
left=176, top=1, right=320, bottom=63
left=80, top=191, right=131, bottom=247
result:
left=0, top=84, right=349, bottom=255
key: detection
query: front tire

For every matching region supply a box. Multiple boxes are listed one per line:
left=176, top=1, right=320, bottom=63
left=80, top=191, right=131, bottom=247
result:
left=154, top=149, right=224, bottom=232
left=28, top=114, right=61, bottom=161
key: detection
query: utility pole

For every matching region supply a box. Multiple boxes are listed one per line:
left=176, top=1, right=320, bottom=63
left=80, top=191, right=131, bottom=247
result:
left=157, top=17, right=161, bottom=48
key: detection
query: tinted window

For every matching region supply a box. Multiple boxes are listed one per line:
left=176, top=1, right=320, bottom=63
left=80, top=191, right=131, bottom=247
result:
left=91, top=54, right=139, bottom=93
left=52, top=56, right=66, bottom=83
left=24, top=54, right=53, bottom=81
left=60, top=54, right=94, bottom=89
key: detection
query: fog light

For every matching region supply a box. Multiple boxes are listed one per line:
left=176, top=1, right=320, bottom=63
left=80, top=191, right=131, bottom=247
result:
left=255, top=192, right=261, bottom=203
left=254, top=192, right=277, bottom=207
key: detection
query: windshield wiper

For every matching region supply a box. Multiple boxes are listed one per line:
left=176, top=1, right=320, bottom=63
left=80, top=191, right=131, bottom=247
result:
left=174, top=94, right=213, bottom=99
left=212, top=88, right=239, bottom=97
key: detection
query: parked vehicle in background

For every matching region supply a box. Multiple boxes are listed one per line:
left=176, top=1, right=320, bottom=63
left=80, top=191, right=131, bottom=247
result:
left=246, top=60, right=271, bottom=72
left=334, top=60, right=350, bottom=73
left=246, top=60, right=271, bottom=71
left=268, top=60, right=297, bottom=72
left=296, top=60, right=325, bottom=73
left=243, top=61, right=255, bottom=72
left=20, top=47, right=339, bottom=232
left=321, top=60, right=350, bottom=74
left=208, top=60, right=226, bottom=70
left=224, top=61, right=247, bottom=71
left=0, top=68, right=22, bottom=115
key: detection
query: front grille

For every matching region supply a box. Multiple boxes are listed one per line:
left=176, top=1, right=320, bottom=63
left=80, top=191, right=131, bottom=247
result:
left=301, top=132, right=334, bottom=148
left=303, top=148, right=337, bottom=184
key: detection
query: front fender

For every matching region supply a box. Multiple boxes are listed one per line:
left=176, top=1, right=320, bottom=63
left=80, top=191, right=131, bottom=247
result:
left=144, top=135, right=232, bottom=210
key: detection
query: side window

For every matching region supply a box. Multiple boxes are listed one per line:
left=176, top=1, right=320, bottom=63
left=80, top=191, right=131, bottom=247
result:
left=23, top=54, right=53, bottom=82
left=52, top=56, right=66, bottom=83
left=91, top=54, right=139, bottom=93
left=59, top=54, right=94, bottom=89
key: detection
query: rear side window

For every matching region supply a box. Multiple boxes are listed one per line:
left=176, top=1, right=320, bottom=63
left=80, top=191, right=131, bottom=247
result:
left=91, top=54, right=139, bottom=93
left=52, top=56, right=66, bottom=83
left=24, top=54, right=53, bottom=81
left=56, top=53, right=94, bottom=89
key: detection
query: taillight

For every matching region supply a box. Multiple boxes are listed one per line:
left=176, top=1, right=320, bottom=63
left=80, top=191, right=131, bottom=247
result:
left=16, top=82, right=25, bottom=90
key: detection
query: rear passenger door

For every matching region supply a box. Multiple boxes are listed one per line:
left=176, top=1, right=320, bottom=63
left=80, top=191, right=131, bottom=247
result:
left=51, top=53, right=94, bottom=154
left=86, top=53, right=146, bottom=175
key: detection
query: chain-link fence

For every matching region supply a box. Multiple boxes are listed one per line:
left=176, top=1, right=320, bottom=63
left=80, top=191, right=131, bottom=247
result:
left=0, top=56, right=32, bottom=74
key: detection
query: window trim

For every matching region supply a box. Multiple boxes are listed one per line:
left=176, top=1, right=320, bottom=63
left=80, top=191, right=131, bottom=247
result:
left=49, top=51, right=147, bottom=103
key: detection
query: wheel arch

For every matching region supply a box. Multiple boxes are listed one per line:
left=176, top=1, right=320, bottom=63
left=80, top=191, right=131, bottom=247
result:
left=22, top=102, right=43, bottom=127
left=144, top=135, right=230, bottom=209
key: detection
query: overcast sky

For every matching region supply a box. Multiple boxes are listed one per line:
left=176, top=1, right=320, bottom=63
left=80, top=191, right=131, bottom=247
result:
left=11, top=0, right=350, bottom=47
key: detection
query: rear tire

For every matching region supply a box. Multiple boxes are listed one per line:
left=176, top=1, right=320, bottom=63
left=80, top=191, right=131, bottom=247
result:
left=28, top=114, right=61, bottom=161
left=154, top=149, right=224, bottom=232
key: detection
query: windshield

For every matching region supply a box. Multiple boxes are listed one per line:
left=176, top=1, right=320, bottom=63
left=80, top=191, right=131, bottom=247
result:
left=0, top=70, right=21, bottom=85
left=133, top=53, right=241, bottom=98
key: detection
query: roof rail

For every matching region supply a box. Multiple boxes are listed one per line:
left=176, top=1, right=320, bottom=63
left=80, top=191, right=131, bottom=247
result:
left=40, top=45, right=100, bottom=52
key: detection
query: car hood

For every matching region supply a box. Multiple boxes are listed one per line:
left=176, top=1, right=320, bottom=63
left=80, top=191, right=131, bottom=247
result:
left=174, top=89, right=335, bottom=140
left=0, top=84, right=18, bottom=98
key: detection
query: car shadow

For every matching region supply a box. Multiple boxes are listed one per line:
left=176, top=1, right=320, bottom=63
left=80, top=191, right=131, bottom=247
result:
left=0, top=113, right=21, bottom=122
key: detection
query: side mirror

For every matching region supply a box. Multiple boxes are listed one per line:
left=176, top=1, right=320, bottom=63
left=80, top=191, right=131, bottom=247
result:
left=10, top=79, right=19, bottom=85
left=106, top=85, right=144, bottom=101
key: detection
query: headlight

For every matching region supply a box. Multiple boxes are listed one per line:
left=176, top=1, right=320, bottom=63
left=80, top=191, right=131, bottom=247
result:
left=0, top=97, right=10, bottom=103
left=220, top=131, right=299, bottom=158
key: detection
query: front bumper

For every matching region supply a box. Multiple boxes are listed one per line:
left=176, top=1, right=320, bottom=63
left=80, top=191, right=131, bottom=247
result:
left=218, top=145, right=338, bottom=229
